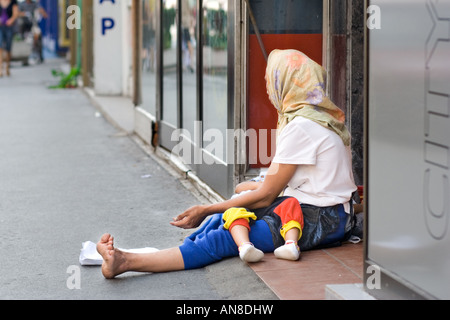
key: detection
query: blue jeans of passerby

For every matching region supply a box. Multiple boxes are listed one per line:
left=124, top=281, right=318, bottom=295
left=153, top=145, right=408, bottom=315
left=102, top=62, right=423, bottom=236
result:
left=0, top=25, right=14, bottom=51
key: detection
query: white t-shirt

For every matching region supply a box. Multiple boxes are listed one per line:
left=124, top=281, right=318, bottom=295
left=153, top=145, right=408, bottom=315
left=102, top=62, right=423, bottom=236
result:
left=272, top=117, right=357, bottom=209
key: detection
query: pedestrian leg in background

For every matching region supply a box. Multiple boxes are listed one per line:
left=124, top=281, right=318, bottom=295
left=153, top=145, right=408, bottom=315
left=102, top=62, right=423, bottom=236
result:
left=5, top=50, right=10, bottom=76
left=0, top=48, right=3, bottom=77
left=1, top=24, right=14, bottom=76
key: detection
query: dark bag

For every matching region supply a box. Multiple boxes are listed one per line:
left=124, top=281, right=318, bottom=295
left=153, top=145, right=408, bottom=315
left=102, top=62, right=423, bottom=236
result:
left=299, top=203, right=355, bottom=251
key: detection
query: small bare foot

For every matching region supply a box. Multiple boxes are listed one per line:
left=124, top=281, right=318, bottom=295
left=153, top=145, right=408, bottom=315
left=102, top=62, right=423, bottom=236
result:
left=97, top=233, right=127, bottom=279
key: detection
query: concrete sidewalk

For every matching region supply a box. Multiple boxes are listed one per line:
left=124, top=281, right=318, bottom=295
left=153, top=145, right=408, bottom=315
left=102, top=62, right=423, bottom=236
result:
left=0, top=59, right=278, bottom=300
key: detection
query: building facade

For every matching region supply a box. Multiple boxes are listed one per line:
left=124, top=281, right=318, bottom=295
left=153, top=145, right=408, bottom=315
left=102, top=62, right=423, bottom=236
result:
left=70, top=0, right=365, bottom=199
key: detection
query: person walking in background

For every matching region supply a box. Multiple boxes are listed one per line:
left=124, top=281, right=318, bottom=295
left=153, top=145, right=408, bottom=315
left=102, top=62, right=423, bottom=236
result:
left=18, top=0, right=47, bottom=63
left=0, top=0, right=18, bottom=77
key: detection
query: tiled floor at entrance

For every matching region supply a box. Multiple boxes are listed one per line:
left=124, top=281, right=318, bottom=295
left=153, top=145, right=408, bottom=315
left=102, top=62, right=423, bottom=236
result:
left=249, top=242, right=364, bottom=300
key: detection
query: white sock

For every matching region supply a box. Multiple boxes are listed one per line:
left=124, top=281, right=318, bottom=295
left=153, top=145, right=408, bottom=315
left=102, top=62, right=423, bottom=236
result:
left=239, top=242, right=264, bottom=263
left=274, top=240, right=300, bottom=261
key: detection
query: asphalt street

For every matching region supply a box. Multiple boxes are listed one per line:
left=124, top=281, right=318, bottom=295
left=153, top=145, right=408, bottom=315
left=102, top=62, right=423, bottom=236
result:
left=0, top=59, right=278, bottom=300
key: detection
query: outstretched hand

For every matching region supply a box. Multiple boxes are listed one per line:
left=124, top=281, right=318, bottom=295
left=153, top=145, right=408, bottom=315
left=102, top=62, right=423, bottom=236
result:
left=170, top=205, right=208, bottom=229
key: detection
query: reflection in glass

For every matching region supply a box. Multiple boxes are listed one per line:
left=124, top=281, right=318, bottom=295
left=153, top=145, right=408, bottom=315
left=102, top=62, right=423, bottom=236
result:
left=141, top=0, right=157, bottom=116
left=162, top=0, right=178, bottom=126
left=329, top=0, right=347, bottom=116
left=202, top=0, right=228, bottom=161
left=181, top=0, right=197, bottom=137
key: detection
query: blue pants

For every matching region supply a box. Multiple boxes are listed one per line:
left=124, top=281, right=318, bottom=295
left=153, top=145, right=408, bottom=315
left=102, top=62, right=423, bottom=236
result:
left=0, top=25, right=14, bottom=52
left=179, top=214, right=275, bottom=270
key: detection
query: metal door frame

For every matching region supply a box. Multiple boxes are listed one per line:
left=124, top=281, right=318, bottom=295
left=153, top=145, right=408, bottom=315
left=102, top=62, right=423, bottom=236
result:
left=158, top=0, right=238, bottom=198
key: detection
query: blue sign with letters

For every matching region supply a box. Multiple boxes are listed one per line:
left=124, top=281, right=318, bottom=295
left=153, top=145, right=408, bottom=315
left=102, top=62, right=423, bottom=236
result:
left=102, top=18, right=115, bottom=35
left=99, top=0, right=116, bottom=36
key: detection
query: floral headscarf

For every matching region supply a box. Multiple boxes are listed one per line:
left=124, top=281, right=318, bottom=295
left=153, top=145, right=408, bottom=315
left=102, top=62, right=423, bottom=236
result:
left=265, top=49, right=351, bottom=146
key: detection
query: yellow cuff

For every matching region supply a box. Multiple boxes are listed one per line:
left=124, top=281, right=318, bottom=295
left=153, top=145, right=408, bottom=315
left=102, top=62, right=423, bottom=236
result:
left=280, top=220, right=302, bottom=240
left=223, top=207, right=257, bottom=230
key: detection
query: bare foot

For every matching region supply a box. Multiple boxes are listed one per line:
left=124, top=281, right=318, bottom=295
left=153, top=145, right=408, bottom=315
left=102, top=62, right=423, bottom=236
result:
left=97, top=233, right=128, bottom=279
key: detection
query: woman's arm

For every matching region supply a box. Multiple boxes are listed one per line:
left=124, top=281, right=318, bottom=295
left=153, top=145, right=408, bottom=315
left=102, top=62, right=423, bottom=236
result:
left=6, top=4, right=19, bottom=26
left=170, top=162, right=297, bottom=229
left=234, top=180, right=262, bottom=194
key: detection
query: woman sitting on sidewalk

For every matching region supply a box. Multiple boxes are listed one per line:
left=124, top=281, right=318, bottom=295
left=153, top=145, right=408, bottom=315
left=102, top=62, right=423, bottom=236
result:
left=97, top=49, right=357, bottom=279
